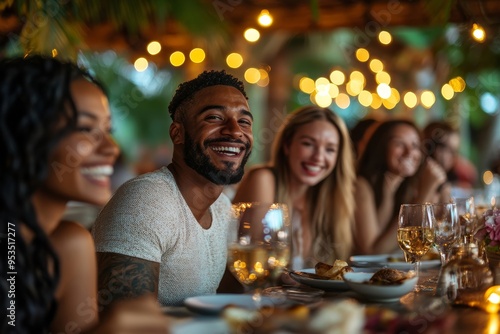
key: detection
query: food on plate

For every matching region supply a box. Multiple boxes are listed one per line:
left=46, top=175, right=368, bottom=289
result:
left=368, top=268, right=415, bottom=285
left=314, top=260, right=353, bottom=280
left=222, top=304, right=309, bottom=333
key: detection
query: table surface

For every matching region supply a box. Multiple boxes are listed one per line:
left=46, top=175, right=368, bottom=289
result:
left=163, top=268, right=500, bottom=334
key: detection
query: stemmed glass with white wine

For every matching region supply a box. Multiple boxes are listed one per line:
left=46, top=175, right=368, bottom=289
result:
left=431, top=203, right=460, bottom=266
left=227, top=202, right=291, bottom=306
left=397, top=204, right=435, bottom=290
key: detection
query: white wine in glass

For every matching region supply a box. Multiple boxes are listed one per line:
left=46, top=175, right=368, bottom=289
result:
left=228, top=202, right=291, bottom=305
left=397, top=204, right=435, bottom=289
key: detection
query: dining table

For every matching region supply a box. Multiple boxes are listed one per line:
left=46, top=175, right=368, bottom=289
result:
left=162, top=266, right=500, bottom=334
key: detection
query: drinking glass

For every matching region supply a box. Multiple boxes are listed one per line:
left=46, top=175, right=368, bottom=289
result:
left=227, top=202, right=291, bottom=306
left=431, top=203, right=460, bottom=265
left=454, top=197, right=476, bottom=244
left=397, top=204, right=435, bottom=288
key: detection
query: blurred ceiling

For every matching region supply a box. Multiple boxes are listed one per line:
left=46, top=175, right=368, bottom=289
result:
left=1, top=0, right=500, bottom=64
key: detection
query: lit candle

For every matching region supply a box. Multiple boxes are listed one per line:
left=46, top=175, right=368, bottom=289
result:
left=484, top=285, right=500, bottom=313
left=492, top=197, right=497, bottom=209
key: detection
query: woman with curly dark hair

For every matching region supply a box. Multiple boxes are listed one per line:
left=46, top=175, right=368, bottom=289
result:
left=0, top=56, right=169, bottom=333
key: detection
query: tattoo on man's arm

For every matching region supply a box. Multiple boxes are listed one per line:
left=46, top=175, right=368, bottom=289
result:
left=96, top=252, right=160, bottom=311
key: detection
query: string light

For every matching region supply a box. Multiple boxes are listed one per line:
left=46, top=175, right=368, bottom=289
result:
left=257, top=9, right=273, bottom=27
left=472, top=23, right=486, bottom=42
left=147, top=41, right=161, bottom=55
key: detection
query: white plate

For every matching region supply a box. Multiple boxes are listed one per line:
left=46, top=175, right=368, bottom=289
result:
left=349, top=254, right=440, bottom=270
left=343, top=272, right=417, bottom=302
left=289, top=268, right=367, bottom=291
left=184, top=294, right=285, bottom=315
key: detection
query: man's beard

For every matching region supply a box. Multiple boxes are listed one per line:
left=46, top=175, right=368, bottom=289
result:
left=183, top=133, right=251, bottom=185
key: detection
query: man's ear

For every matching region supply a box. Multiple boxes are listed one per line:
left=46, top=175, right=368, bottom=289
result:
left=170, top=121, right=184, bottom=145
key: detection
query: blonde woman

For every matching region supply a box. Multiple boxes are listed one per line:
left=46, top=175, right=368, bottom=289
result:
left=233, top=106, right=356, bottom=268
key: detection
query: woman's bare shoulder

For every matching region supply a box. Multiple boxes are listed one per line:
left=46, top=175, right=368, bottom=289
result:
left=50, top=220, right=94, bottom=252
left=233, top=166, right=276, bottom=203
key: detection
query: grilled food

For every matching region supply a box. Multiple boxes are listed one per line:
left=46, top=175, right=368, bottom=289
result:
left=368, top=268, right=413, bottom=285
left=314, top=260, right=353, bottom=280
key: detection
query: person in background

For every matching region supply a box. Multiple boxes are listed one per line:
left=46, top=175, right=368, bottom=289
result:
left=93, top=70, right=253, bottom=307
left=354, top=119, right=446, bottom=255
left=349, top=117, right=378, bottom=157
left=233, top=106, right=356, bottom=268
left=422, top=121, right=461, bottom=200
left=0, top=56, right=168, bottom=333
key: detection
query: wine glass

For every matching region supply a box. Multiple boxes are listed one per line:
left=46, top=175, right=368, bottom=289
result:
left=454, top=197, right=476, bottom=245
left=227, top=202, right=291, bottom=307
left=397, top=204, right=435, bottom=290
left=430, top=203, right=460, bottom=265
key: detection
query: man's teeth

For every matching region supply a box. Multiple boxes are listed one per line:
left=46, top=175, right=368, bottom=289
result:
left=81, top=166, right=114, bottom=177
left=304, top=164, right=321, bottom=173
left=211, top=146, right=241, bottom=155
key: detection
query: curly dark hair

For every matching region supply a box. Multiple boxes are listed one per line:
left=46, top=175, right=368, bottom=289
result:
left=168, top=70, right=247, bottom=120
left=0, top=55, right=102, bottom=333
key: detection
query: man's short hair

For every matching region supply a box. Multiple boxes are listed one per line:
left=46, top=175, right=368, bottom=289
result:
left=168, top=70, right=248, bottom=120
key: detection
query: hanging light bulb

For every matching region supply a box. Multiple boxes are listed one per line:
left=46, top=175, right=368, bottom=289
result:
left=472, top=23, right=486, bottom=42
left=257, top=9, right=273, bottom=27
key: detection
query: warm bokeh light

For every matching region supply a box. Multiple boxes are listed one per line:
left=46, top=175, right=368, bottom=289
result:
left=356, top=48, right=370, bottom=62
left=483, top=170, right=494, bottom=185
left=371, top=93, right=383, bottom=109
left=376, top=83, right=391, bottom=99
left=350, top=71, right=365, bottom=84
left=314, top=91, right=333, bottom=108
left=170, top=51, right=185, bottom=67
left=257, top=9, right=273, bottom=27
left=346, top=80, right=363, bottom=96
left=147, top=41, right=161, bottom=55
left=420, top=90, right=436, bottom=109
left=226, top=52, right=243, bottom=68
left=378, top=31, right=392, bottom=45
left=403, top=92, right=418, bottom=108
left=441, top=83, right=455, bottom=100
left=52, top=49, right=58, bottom=57
left=484, top=286, right=500, bottom=314
left=449, top=76, right=466, bottom=92
left=329, top=70, right=345, bottom=85
left=315, top=77, right=330, bottom=92
left=189, top=48, right=206, bottom=63
left=244, top=28, right=260, bottom=42
left=369, top=59, right=384, bottom=73
left=299, top=77, right=315, bottom=94
left=134, top=57, right=149, bottom=72
left=382, top=99, right=396, bottom=110
left=387, top=88, right=400, bottom=104
left=244, top=68, right=260, bottom=84
left=257, top=75, right=269, bottom=87
left=335, top=93, right=351, bottom=109
left=328, top=84, right=339, bottom=98
left=257, top=69, right=269, bottom=87
left=472, top=23, right=486, bottom=42
left=358, top=90, right=373, bottom=107
left=375, top=71, right=391, bottom=85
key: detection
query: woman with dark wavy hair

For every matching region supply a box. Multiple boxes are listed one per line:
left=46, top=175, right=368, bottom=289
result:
left=0, top=56, right=168, bottom=333
left=354, top=119, right=447, bottom=255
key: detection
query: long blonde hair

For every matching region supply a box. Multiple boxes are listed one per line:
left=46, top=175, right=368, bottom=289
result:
left=270, top=106, right=356, bottom=261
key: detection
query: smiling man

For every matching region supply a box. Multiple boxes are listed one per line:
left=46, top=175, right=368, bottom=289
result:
left=92, top=70, right=253, bottom=307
